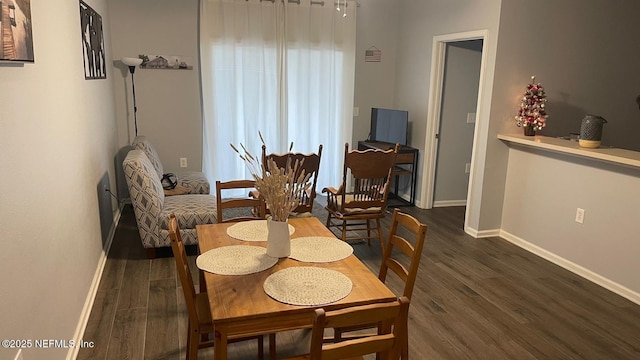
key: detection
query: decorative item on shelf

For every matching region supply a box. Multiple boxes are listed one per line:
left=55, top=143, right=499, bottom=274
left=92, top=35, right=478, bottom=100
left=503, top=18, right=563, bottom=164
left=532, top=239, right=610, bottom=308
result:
left=523, top=125, right=536, bottom=136
left=579, top=115, right=607, bottom=148
left=137, top=53, right=194, bottom=70
left=515, top=75, right=548, bottom=136
left=231, top=133, right=312, bottom=258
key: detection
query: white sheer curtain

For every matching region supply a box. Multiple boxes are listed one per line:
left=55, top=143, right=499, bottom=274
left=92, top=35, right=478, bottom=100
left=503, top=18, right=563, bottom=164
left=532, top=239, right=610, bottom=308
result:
left=200, top=0, right=356, bottom=191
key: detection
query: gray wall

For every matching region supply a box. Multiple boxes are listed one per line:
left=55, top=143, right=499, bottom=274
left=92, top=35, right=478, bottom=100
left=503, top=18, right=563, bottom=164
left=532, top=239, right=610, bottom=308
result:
left=352, top=0, right=401, bottom=145
left=491, top=0, right=640, bottom=302
left=393, top=0, right=502, bottom=235
left=501, top=146, right=640, bottom=296
left=493, top=0, right=640, bottom=151
left=484, top=0, right=640, bottom=233
left=0, top=0, right=118, bottom=359
left=108, top=0, right=203, bottom=178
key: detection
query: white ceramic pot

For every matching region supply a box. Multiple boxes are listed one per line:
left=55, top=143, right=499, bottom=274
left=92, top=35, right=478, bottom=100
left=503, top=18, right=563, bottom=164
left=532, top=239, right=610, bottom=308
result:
left=266, top=218, right=291, bottom=258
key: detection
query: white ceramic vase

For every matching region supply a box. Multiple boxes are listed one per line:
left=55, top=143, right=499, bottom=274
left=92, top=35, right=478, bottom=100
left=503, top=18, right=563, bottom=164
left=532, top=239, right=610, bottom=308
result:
left=266, top=218, right=290, bottom=258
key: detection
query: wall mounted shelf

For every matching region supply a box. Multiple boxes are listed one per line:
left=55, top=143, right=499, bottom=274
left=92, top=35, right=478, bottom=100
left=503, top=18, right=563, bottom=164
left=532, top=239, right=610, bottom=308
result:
left=498, top=134, right=640, bottom=170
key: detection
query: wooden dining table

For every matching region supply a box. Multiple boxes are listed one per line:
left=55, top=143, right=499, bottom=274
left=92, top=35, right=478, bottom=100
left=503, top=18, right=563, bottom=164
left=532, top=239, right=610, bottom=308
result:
left=196, top=216, right=396, bottom=360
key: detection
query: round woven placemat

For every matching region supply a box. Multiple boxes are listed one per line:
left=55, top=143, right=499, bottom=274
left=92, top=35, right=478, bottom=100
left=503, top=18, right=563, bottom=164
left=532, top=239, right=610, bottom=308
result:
left=196, top=245, right=278, bottom=275
left=289, top=236, right=353, bottom=263
left=226, top=220, right=295, bottom=242
left=263, top=267, right=353, bottom=306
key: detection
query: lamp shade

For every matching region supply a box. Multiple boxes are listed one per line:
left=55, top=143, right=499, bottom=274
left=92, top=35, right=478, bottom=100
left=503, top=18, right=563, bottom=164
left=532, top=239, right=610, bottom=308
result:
left=121, top=57, right=143, bottom=66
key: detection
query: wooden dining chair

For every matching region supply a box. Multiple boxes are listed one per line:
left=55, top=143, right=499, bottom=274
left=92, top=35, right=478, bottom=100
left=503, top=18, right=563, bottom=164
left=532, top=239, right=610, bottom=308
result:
left=216, top=179, right=266, bottom=223
left=168, top=214, right=265, bottom=360
left=282, top=297, right=410, bottom=360
left=379, top=208, right=427, bottom=359
left=334, top=209, right=427, bottom=359
left=322, top=142, right=399, bottom=253
left=251, top=144, right=323, bottom=216
left=379, top=208, right=427, bottom=300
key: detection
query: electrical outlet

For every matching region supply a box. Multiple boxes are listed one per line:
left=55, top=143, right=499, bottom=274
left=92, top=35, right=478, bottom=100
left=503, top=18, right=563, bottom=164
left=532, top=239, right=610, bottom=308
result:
left=353, top=107, right=359, bottom=117
left=466, top=112, right=476, bottom=123
left=180, top=158, right=188, bottom=168
left=575, top=208, right=585, bottom=224
left=465, top=163, right=471, bottom=173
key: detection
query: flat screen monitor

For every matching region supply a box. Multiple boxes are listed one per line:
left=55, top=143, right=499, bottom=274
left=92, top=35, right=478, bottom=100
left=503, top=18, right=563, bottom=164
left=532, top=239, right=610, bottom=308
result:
left=370, top=108, right=408, bottom=146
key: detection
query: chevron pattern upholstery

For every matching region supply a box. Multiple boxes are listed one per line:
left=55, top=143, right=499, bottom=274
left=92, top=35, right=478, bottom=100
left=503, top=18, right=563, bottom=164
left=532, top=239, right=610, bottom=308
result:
left=132, top=136, right=211, bottom=194
left=123, top=149, right=217, bottom=254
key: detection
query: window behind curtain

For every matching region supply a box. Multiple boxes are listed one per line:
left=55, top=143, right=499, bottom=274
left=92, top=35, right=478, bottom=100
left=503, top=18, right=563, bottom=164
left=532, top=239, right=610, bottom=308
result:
left=200, top=0, right=356, bottom=193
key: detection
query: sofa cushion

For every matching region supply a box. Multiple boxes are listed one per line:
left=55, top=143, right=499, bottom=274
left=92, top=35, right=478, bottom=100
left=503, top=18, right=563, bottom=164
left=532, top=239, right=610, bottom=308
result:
left=160, top=194, right=218, bottom=230
left=178, top=171, right=211, bottom=194
left=132, top=136, right=164, bottom=179
left=123, top=150, right=167, bottom=249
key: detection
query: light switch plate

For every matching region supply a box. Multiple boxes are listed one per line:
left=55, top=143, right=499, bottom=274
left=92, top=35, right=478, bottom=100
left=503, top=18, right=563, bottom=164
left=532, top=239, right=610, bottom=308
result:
left=353, top=107, right=359, bottom=117
left=467, top=112, right=476, bottom=123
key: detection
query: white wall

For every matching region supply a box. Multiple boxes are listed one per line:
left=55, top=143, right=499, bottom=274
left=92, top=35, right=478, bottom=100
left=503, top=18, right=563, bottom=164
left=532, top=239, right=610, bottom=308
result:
left=501, top=146, right=640, bottom=297
left=108, top=0, right=202, bottom=178
left=0, top=0, right=118, bottom=359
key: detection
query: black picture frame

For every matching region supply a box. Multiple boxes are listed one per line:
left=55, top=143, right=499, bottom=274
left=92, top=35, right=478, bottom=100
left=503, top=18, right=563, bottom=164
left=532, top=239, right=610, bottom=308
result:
left=0, top=0, right=35, bottom=62
left=80, top=0, right=106, bottom=79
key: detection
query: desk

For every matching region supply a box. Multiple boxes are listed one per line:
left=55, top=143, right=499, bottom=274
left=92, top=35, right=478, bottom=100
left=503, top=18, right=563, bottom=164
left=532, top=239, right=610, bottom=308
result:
left=196, top=217, right=396, bottom=360
left=358, top=141, right=419, bottom=206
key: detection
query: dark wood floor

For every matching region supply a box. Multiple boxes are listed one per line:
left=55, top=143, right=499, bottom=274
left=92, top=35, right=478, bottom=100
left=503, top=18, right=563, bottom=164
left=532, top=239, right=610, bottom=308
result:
left=78, top=201, right=640, bottom=360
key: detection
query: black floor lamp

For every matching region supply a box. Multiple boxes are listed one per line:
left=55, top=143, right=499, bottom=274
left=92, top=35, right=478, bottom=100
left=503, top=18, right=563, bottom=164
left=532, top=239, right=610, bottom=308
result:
left=121, top=57, right=143, bottom=137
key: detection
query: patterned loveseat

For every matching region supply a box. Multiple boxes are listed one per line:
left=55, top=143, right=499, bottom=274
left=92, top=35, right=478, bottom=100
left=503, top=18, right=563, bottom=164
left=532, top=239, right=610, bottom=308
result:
left=132, top=136, right=210, bottom=194
left=123, top=149, right=217, bottom=258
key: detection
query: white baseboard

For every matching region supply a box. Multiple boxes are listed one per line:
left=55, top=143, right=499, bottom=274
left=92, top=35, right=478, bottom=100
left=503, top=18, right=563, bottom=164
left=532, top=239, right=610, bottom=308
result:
left=433, top=200, right=467, bottom=207
left=500, top=229, right=640, bottom=306
left=66, top=203, right=123, bottom=360
left=465, top=226, right=500, bottom=238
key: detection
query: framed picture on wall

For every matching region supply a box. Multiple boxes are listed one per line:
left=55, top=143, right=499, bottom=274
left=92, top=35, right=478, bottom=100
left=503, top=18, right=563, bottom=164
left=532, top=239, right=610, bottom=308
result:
left=0, top=0, right=34, bottom=62
left=79, top=0, right=106, bottom=79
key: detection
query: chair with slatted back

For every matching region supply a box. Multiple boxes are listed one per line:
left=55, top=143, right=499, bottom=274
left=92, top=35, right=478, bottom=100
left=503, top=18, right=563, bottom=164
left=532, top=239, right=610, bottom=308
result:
left=282, top=297, right=409, bottom=360
left=322, top=142, right=399, bottom=253
left=379, top=208, right=427, bottom=300
left=216, top=180, right=266, bottom=223
left=378, top=208, right=427, bottom=359
left=168, top=214, right=265, bottom=360
left=250, top=144, right=323, bottom=216
left=333, top=209, right=426, bottom=359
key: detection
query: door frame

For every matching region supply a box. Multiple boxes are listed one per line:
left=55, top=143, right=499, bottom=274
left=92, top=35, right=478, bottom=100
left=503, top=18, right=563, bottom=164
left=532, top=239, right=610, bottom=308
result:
left=420, top=30, right=488, bottom=218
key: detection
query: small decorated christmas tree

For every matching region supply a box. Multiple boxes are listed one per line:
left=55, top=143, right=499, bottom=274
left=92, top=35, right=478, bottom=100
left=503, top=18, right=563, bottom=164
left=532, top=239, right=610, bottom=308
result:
left=515, top=76, right=548, bottom=132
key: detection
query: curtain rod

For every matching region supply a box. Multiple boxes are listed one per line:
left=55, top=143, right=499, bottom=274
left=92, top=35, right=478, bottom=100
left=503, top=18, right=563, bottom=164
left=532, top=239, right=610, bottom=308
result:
left=252, top=0, right=336, bottom=6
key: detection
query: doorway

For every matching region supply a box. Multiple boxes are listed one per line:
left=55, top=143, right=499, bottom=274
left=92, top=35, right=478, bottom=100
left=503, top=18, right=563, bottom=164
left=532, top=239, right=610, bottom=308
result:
left=420, top=30, right=488, bottom=218
left=433, top=40, right=483, bottom=207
